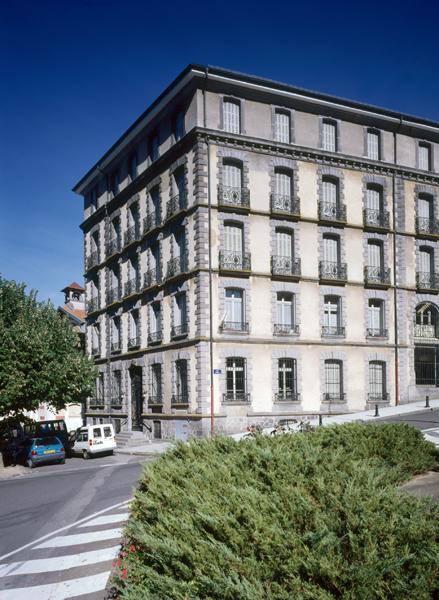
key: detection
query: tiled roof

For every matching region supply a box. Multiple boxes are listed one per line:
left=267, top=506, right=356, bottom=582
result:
left=59, top=304, right=86, bottom=323
left=62, top=281, right=85, bottom=292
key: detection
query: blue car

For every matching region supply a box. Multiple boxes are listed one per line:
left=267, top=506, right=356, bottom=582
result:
left=25, top=436, right=65, bottom=468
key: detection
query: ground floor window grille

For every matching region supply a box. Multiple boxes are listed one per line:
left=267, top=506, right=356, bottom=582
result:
left=415, top=346, right=439, bottom=386
left=175, top=360, right=188, bottom=403
left=369, top=361, right=386, bottom=401
left=324, top=360, right=344, bottom=401
left=277, top=358, right=297, bottom=401
left=225, top=357, right=247, bottom=402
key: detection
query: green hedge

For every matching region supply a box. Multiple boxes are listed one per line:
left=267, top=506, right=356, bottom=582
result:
left=114, top=424, right=439, bottom=599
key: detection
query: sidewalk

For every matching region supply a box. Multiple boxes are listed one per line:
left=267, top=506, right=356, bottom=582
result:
left=115, top=441, right=174, bottom=456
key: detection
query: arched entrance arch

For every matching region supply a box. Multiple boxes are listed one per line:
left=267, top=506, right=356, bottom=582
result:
left=414, top=302, right=439, bottom=386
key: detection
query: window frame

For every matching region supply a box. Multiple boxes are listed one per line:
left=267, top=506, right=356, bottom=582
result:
left=222, top=97, right=241, bottom=134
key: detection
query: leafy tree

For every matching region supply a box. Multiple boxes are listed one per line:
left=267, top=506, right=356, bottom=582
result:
left=0, top=276, right=96, bottom=417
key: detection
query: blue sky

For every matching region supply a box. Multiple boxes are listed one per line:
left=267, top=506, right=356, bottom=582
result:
left=1, top=0, right=438, bottom=305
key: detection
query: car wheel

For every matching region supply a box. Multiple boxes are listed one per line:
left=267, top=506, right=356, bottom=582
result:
left=27, top=458, right=34, bottom=469
left=59, top=458, right=65, bottom=465
left=82, top=450, right=89, bottom=460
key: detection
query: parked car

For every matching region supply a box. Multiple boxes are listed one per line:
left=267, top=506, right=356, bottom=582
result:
left=70, top=424, right=116, bottom=459
left=23, top=420, right=71, bottom=455
left=25, top=437, right=65, bottom=468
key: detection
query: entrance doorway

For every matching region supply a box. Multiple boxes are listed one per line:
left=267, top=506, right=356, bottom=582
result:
left=130, top=366, right=143, bottom=431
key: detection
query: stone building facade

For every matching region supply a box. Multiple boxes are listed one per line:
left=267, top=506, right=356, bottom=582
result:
left=73, top=65, right=439, bottom=439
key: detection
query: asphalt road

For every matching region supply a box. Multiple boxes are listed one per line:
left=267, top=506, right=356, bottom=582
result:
left=379, top=407, right=439, bottom=430
left=0, top=453, right=147, bottom=558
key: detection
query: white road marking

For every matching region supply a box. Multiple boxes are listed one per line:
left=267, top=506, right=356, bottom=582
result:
left=35, top=528, right=123, bottom=549
left=78, top=512, right=129, bottom=527
left=0, top=499, right=130, bottom=562
left=0, top=570, right=111, bottom=599
left=0, top=546, right=119, bottom=577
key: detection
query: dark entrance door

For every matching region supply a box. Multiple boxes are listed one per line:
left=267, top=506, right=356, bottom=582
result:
left=130, top=367, right=143, bottom=430
left=415, top=345, right=439, bottom=386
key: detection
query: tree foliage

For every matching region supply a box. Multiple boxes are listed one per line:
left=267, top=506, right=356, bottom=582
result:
left=0, top=276, right=96, bottom=417
left=114, top=423, right=439, bottom=599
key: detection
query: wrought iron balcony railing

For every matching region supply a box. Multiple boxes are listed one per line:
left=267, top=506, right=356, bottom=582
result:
left=222, top=392, right=250, bottom=404
left=218, top=185, right=250, bottom=209
left=124, top=277, right=140, bottom=297
left=110, top=397, right=123, bottom=409
left=271, top=256, right=301, bottom=278
left=88, top=397, right=104, bottom=409
left=367, top=393, right=389, bottom=403
left=106, top=237, right=121, bottom=257
left=273, top=323, right=299, bottom=335
left=107, top=286, right=121, bottom=305
left=416, top=271, right=439, bottom=290
left=322, top=392, right=346, bottom=402
left=86, top=251, right=99, bottom=270
left=364, top=266, right=391, bottom=286
left=414, top=324, right=438, bottom=339
left=318, top=201, right=347, bottom=223
left=148, top=330, right=163, bottom=345
left=166, top=255, right=188, bottom=279
left=363, top=208, right=390, bottom=230
left=322, top=326, right=345, bottom=337
left=166, top=193, right=186, bottom=218
left=171, top=322, right=188, bottom=338
left=143, top=211, right=161, bottom=233
left=171, top=393, right=189, bottom=406
left=128, top=336, right=140, bottom=350
left=87, top=297, right=100, bottom=313
left=124, top=223, right=141, bottom=247
left=143, top=267, right=162, bottom=289
left=319, top=261, right=347, bottom=282
left=416, top=217, right=439, bottom=236
left=219, top=251, right=251, bottom=272
left=366, top=328, right=388, bottom=338
left=220, top=321, right=249, bottom=333
left=148, top=395, right=163, bottom=407
left=275, top=391, right=300, bottom=403
left=110, top=341, right=121, bottom=354
left=270, top=193, right=300, bottom=217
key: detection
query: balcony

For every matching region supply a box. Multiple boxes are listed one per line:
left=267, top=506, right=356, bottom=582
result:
left=367, top=393, right=389, bottom=404
left=416, top=217, right=439, bottom=237
left=364, top=266, right=391, bottom=287
left=128, top=336, right=140, bottom=350
left=148, top=330, right=163, bottom=345
left=124, top=224, right=141, bottom=247
left=171, top=393, right=189, bottom=407
left=110, top=341, right=121, bottom=354
left=171, top=322, right=188, bottom=339
left=87, top=297, right=100, bottom=314
left=273, top=323, right=299, bottom=336
left=91, top=346, right=100, bottom=357
left=143, top=211, right=161, bottom=233
left=322, top=326, right=345, bottom=337
left=319, top=261, right=347, bottom=283
left=166, top=193, right=186, bottom=219
left=318, top=201, right=347, bottom=224
left=221, top=321, right=249, bottom=333
left=218, top=185, right=250, bottom=210
left=222, top=392, right=250, bottom=404
left=86, top=251, right=100, bottom=270
left=366, top=328, right=388, bottom=339
left=124, top=277, right=140, bottom=297
left=107, top=286, right=121, bottom=305
left=88, top=398, right=104, bottom=410
left=143, top=267, right=162, bottom=289
left=275, top=391, right=300, bottom=403
left=110, top=398, right=123, bottom=409
left=219, top=251, right=251, bottom=273
left=106, top=237, right=121, bottom=257
left=148, top=395, right=163, bottom=407
left=271, top=256, right=301, bottom=279
left=363, top=208, right=390, bottom=230
left=414, top=324, right=438, bottom=340
left=270, top=194, right=300, bottom=217
left=416, top=272, right=439, bottom=292
left=166, top=255, right=188, bottom=279
left=322, top=392, right=346, bottom=403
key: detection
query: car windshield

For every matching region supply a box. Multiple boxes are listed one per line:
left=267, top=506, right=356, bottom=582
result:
left=35, top=437, right=59, bottom=446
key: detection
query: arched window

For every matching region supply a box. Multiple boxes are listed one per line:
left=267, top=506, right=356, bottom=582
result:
left=414, top=302, right=439, bottom=386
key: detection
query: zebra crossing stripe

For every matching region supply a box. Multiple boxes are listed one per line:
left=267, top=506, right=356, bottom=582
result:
left=78, top=512, right=129, bottom=527
left=35, top=527, right=123, bottom=549
left=0, top=570, right=111, bottom=600
left=0, top=545, right=119, bottom=577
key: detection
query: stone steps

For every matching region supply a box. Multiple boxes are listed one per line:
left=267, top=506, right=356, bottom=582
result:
left=115, top=432, right=148, bottom=448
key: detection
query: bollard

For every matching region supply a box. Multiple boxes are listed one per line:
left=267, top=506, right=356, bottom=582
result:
left=425, top=395, right=430, bottom=408
left=374, top=404, right=379, bottom=417
left=318, top=414, right=323, bottom=427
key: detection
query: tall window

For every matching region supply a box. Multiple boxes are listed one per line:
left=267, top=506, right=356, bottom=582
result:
left=173, top=111, right=185, bottom=141
left=150, top=301, right=161, bottom=333
left=223, top=160, right=242, bottom=190
left=274, top=110, right=290, bottom=143
left=225, top=357, right=246, bottom=402
left=417, top=194, right=434, bottom=235
left=274, top=170, right=293, bottom=212
left=367, top=129, right=381, bottom=160
left=175, top=359, right=188, bottom=402
left=367, top=299, right=385, bottom=337
left=224, top=288, right=244, bottom=331
left=91, top=231, right=100, bottom=256
left=324, top=359, right=343, bottom=401
left=366, top=185, right=383, bottom=212
left=129, top=310, right=140, bottom=347
left=173, top=293, right=187, bottom=336
left=418, top=142, right=431, bottom=171
left=369, top=361, right=386, bottom=401
left=109, top=170, right=120, bottom=198
left=223, top=98, right=241, bottom=134
left=322, top=177, right=339, bottom=209
left=275, top=292, right=295, bottom=334
left=322, top=119, right=337, bottom=152
left=90, top=187, right=98, bottom=213
left=129, top=152, right=138, bottom=181
left=276, top=228, right=293, bottom=258
left=419, top=246, right=434, bottom=275
left=323, top=235, right=340, bottom=264
left=96, top=372, right=104, bottom=403
left=277, top=358, right=297, bottom=401
left=112, top=370, right=122, bottom=404
left=111, top=316, right=121, bottom=352
left=150, top=364, right=162, bottom=402
left=224, top=221, right=243, bottom=256
left=150, top=187, right=160, bottom=223
left=150, top=131, right=159, bottom=162
left=323, top=295, right=342, bottom=336
left=92, top=323, right=100, bottom=355
left=174, top=167, right=185, bottom=198
left=367, top=240, right=383, bottom=269
left=111, top=217, right=120, bottom=244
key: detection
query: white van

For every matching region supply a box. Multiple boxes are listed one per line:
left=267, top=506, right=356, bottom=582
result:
left=71, top=424, right=116, bottom=459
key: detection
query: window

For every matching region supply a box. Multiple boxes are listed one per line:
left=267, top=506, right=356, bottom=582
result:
left=111, top=317, right=121, bottom=352
left=274, top=110, right=290, bottom=143
left=222, top=222, right=247, bottom=270
left=108, top=218, right=121, bottom=255
left=275, top=292, right=296, bottom=335
left=150, top=364, right=162, bottom=403
left=174, top=167, right=185, bottom=198
left=149, top=302, right=162, bottom=344
left=366, top=185, right=383, bottom=212
left=96, top=372, right=104, bottom=403
left=91, top=231, right=99, bottom=255
left=323, top=234, right=340, bottom=264
left=224, top=222, right=243, bottom=254
left=276, top=228, right=293, bottom=259
left=150, top=187, right=160, bottom=223
left=111, top=370, right=122, bottom=404
left=324, top=360, right=344, bottom=401
left=367, top=299, right=385, bottom=337
left=174, top=359, right=188, bottom=403
left=367, top=129, right=381, bottom=160
left=224, top=288, right=245, bottom=331
left=323, top=295, right=343, bottom=336
left=90, top=187, right=98, bottom=213
left=223, top=160, right=242, bottom=190
left=369, top=361, right=387, bottom=401
left=92, top=323, right=100, bottom=354
left=322, top=177, right=338, bottom=208
left=225, top=357, right=247, bottom=402
left=419, top=246, right=434, bottom=275
left=416, top=194, right=435, bottom=234
left=223, top=98, right=240, bottom=134
left=277, top=358, right=297, bottom=401
left=173, top=111, right=185, bottom=141
left=367, top=240, right=383, bottom=269
left=110, top=170, right=120, bottom=197
left=322, top=119, right=337, bottom=152
left=128, top=310, right=140, bottom=348
left=173, top=293, right=187, bottom=336
left=418, top=142, right=431, bottom=171
left=150, top=131, right=159, bottom=162
left=111, top=217, right=121, bottom=243
left=129, top=153, right=137, bottom=181
left=273, top=170, right=293, bottom=212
